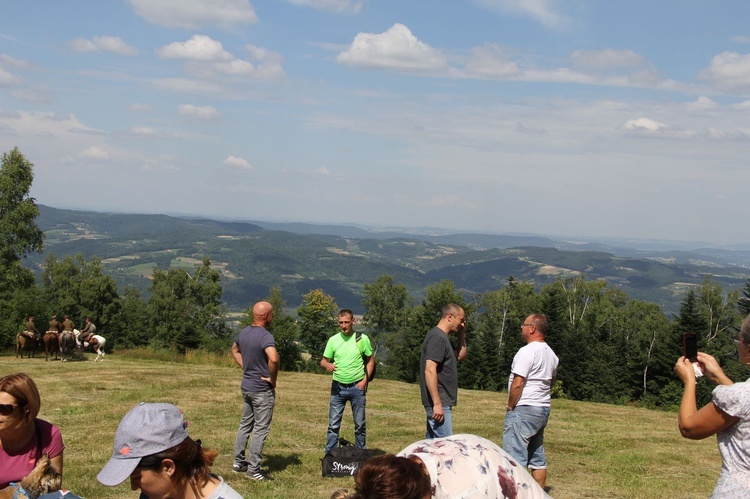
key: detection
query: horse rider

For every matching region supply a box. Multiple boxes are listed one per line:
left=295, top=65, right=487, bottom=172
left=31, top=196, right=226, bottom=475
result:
left=24, top=316, right=40, bottom=340
left=62, top=315, right=75, bottom=332
left=80, top=317, right=97, bottom=343
left=48, top=315, right=61, bottom=334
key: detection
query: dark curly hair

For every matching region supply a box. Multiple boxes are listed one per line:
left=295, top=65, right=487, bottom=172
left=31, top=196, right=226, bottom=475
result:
left=331, top=454, right=432, bottom=499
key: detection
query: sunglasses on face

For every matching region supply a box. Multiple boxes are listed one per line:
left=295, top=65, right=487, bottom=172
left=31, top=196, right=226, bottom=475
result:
left=0, top=404, right=21, bottom=416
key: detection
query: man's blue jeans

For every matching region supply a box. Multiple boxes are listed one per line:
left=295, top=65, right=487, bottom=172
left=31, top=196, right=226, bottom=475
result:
left=233, top=389, right=275, bottom=473
left=325, top=380, right=366, bottom=454
left=424, top=405, right=453, bottom=439
left=503, top=405, right=550, bottom=469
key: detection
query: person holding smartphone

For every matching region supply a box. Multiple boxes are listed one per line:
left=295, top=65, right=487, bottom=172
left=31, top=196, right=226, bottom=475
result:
left=674, top=314, right=750, bottom=497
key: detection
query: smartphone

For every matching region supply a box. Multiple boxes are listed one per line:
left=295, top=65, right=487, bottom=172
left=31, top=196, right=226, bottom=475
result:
left=683, top=333, right=698, bottom=362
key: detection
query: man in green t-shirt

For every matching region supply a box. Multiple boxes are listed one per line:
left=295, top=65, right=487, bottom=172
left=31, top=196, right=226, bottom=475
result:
left=320, top=309, right=375, bottom=454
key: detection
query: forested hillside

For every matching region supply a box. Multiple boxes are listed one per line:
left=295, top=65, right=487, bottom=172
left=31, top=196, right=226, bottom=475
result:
left=4, top=200, right=750, bottom=408
left=24, top=205, right=750, bottom=313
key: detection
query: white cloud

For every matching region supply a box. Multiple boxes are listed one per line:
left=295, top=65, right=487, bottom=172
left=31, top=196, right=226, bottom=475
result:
left=162, top=39, right=286, bottom=80
left=69, top=36, right=138, bottom=55
left=464, top=43, right=519, bottom=78
left=207, top=59, right=255, bottom=76
left=127, top=0, right=257, bottom=29
left=686, top=96, right=718, bottom=112
left=731, top=35, right=750, bottom=44
left=620, top=117, right=670, bottom=132
left=224, top=155, right=253, bottom=169
left=156, top=35, right=233, bottom=61
left=700, top=51, right=750, bottom=93
left=316, top=166, right=330, bottom=175
left=286, top=0, right=363, bottom=13
left=702, top=127, right=750, bottom=141
left=571, top=49, right=646, bottom=70
left=0, top=67, right=21, bottom=86
left=0, top=111, right=104, bottom=142
left=337, top=23, right=447, bottom=72
left=69, top=38, right=97, bottom=52
left=130, top=126, right=157, bottom=135
left=241, top=45, right=285, bottom=79
left=152, top=78, right=225, bottom=96
left=177, top=104, right=222, bottom=120
left=0, top=54, right=33, bottom=69
left=80, top=146, right=110, bottom=160
left=472, top=0, right=571, bottom=29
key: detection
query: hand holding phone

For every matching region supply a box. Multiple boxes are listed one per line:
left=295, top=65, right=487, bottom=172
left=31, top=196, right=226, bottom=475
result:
left=683, top=333, right=698, bottom=363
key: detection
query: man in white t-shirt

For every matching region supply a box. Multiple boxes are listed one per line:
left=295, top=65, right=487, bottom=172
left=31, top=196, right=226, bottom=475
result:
left=503, top=314, right=559, bottom=490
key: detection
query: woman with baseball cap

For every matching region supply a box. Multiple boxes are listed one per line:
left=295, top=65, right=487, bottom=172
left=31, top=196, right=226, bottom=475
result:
left=98, top=402, right=242, bottom=499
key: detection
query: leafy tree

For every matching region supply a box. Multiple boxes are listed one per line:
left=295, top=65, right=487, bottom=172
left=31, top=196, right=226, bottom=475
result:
left=0, top=147, right=44, bottom=268
left=557, top=276, right=607, bottom=330
left=674, top=289, right=705, bottom=336
left=697, top=275, right=740, bottom=343
left=669, top=289, right=712, bottom=406
left=190, top=257, right=223, bottom=333
left=116, top=286, right=150, bottom=348
left=41, top=253, right=120, bottom=336
left=77, top=257, right=121, bottom=334
left=297, top=288, right=337, bottom=360
left=361, top=274, right=412, bottom=341
left=738, top=279, right=750, bottom=317
left=147, top=258, right=223, bottom=352
left=621, top=300, right=672, bottom=404
left=474, top=276, right=539, bottom=391
left=0, top=261, right=41, bottom=347
left=389, top=280, right=469, bottom=384
left=0, top=147, right=44, bottom=346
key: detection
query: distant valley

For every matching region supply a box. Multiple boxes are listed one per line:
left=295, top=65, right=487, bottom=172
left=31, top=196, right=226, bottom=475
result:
left=25, top=205, right=750, bottom=314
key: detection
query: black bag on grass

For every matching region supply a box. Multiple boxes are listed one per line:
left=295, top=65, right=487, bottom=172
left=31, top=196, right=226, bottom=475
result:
left=321, top=439, right=369, bottom=477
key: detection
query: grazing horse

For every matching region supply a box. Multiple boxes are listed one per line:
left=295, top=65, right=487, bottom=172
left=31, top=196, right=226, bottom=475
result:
left=77, top=330, right=107, bottom=362
left=59, top=330, right=77, bottom=362
left=86, top=334, right=107, bottom=362
left=43, top=331, right=60, bottom=361
left=16, top=333, right=39, bottom=358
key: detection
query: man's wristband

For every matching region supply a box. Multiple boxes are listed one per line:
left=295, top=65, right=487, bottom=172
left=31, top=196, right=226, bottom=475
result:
left=506, top=406, right=513, bottom=412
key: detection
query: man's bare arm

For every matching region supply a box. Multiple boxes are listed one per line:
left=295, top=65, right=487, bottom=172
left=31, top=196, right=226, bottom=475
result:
left=231, top=342, right=243, bottom=368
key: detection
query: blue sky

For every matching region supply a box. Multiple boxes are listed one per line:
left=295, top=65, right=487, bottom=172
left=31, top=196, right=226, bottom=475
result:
left=2, top=0, right=750, bottom=244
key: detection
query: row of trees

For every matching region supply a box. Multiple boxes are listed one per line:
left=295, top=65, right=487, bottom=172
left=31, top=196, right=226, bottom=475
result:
left=234, top=272, right=748, bottom=409
left=2, top=147, right=748, bottom=409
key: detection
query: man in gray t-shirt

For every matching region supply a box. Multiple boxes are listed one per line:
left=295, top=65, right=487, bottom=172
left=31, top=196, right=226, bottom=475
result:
left=231, top=301, right=279, bottom=481
left=419, top=303, right=467, bottom=438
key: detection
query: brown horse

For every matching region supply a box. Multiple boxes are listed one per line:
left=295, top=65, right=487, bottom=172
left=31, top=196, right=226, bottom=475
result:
left=16, top=333, right=39, bottom=358
left=43, top=331, right=60, bottom=361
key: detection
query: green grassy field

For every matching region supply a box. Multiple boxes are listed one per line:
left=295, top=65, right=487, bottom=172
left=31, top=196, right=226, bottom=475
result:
left=0, top=353, right=721, bottom=498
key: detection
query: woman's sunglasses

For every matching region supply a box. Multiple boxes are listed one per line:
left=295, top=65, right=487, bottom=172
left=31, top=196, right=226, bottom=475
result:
left=0, top=404, right=21, bottom=416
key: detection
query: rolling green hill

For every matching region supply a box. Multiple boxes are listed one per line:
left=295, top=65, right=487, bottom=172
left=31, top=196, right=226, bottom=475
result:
left=25, top=205, right=750, bottom=313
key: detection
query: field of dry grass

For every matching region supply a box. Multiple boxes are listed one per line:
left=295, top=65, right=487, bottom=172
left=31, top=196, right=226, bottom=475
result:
left=0, top=353, right=721, bottom=498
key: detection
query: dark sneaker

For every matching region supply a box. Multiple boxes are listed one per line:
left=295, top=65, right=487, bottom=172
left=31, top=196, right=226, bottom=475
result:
left=248, top=470, right=273, bottom=481
left=232, top=463, right=248, bottom=473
